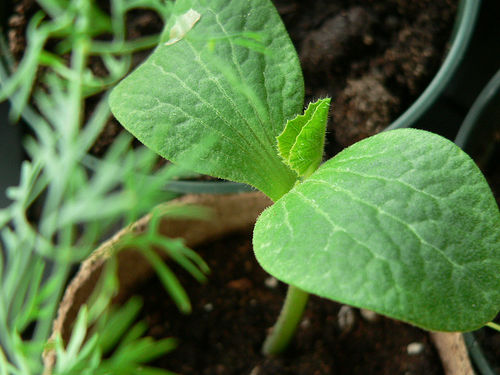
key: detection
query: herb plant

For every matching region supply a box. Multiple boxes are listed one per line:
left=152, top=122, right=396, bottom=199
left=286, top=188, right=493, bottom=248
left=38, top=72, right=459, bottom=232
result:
left=110, top=0, right=500, bottom=357
left=0, top=0, right=209, bottom=373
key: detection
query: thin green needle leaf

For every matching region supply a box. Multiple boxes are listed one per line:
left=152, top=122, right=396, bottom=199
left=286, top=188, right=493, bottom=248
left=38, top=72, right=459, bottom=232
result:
left=97, top=297, right=143, bottom=353
left=140, top=246, right=192, bottom=314
left=88, top=35, right=162, bottom=54
left=56, top=307, right=89, bottom=371
left=114, top=337, right=177, bottom=364
left=13, top=260, right=45, bottom=332
left=0, top=349, right=8, bottom=375
left=118, top=322, right=148, bottom=346
left=154, top=237, right=209, bottom=282
left=0, top=0, right=184, bottom=373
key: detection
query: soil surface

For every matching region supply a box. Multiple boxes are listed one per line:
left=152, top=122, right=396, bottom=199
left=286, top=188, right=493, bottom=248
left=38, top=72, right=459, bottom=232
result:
left=8, top=0, right=458, bottom=157
left=133, top=232, right=444, bottom=375
left=274, top=0, right=457, bottom=155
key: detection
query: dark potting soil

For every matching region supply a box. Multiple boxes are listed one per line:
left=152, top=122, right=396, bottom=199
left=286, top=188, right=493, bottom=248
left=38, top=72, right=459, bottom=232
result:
left=274, top=0, right=457, bottom=155
left=132, top=232, right=444, bottom=375
left=8, top=0, right=458, bottom=157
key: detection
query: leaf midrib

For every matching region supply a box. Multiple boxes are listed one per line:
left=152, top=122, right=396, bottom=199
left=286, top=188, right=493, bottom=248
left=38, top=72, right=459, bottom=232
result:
left=148, top=61, right=279, bottom=186
left=208, top=7, right=273, bottom=144
left=183, top=39, right=279, bottom=164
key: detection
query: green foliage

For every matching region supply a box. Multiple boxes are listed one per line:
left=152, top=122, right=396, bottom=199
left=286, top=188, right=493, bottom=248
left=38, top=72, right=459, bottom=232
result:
left=255, top=129, right=500, bottom=331
left=109, top=0, right=304, bottom=201
left=0, top=0, right=209, bottom=373
left=119, top=207, right=210, bottom=314
left=108, top=0, right=500, bottom=357
left=0, top=0, right=171, bottom=119
left=52, top=298, right=178, bottom=375
left=277, top=98, right=330, bottom=178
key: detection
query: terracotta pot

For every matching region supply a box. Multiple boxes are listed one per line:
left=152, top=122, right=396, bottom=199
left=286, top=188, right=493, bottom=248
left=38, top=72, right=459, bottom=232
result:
left=44, top=192, right=474, bottom=374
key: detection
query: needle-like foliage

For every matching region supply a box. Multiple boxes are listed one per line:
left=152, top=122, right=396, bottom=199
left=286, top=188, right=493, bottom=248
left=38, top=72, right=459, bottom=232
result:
left=0, top=1, right=207, bottom=373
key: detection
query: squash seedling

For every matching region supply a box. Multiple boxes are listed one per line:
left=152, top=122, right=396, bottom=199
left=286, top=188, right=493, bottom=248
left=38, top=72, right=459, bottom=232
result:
left=109, top=0, right=500, bottom=356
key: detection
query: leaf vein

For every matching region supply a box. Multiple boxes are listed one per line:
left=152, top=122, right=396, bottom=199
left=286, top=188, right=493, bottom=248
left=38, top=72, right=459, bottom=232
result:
left=208, top=8, right=272, bottom=142
left=332, top=168, right=442, bottom=201
left=329, top=150, right=391, bottom=165
left=150, top=61, right=250, bottom=147
left=130, top=89, right=271, bottom=186
left=307, top=179, right=463, bottom=270
left=181, top=40, right=280, bottom=166
left=291, top=190, right=393, bottom=265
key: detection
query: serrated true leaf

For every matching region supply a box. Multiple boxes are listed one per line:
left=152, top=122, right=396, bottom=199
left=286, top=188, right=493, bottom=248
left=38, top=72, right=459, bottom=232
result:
left=109, top=0, right=303, bottom=201
left=254, top=128, right=500, bottom=331
left=277, top=98, right=330, bottom=177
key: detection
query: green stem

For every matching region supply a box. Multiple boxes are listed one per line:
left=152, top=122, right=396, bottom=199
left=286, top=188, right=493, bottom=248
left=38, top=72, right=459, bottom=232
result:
left=486, top=321, right=500, bottom=331
left=262, top=285, right=309, bottom=356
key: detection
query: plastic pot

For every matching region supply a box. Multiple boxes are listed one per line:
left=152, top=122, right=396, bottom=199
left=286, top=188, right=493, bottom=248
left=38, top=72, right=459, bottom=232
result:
left=386, top=0, right=480, bottom=132
left=454, top=69, right=500, bottom=157
left=456, top=69, right=500, bottom=375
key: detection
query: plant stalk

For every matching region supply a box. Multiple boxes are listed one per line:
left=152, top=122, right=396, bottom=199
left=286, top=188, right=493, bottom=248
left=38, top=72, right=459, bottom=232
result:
left=486, top=321, right=500, bottom=331
left=262, top=285, right=309, bottom=356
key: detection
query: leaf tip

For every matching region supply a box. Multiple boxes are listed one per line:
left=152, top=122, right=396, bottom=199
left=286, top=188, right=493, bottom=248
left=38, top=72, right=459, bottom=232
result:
left=277, top=97, right=331, bottom=177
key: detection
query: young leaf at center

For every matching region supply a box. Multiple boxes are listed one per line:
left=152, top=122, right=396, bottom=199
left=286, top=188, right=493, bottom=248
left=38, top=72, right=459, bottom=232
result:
left=277, top=98, right=331, bottom=178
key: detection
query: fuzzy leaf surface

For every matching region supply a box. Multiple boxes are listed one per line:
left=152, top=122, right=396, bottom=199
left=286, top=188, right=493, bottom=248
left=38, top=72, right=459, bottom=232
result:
left=254, top=129, right=500, bottom=331
left=109, top=0, right=303, bottom=200
left=277, top=98, right=330, bottom=177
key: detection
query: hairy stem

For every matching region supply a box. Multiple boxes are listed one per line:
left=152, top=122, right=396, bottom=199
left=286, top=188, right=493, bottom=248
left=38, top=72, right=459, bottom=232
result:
left=486, top=321, right=500, bottom=332
left=262, top=285, right=309, bottom=356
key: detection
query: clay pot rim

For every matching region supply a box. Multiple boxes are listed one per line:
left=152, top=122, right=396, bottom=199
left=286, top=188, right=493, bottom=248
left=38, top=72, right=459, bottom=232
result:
left=44, top=192, right=473, bottom=375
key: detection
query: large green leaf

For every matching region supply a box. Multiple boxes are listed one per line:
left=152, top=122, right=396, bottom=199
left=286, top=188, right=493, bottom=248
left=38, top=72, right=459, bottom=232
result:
left=254, top=129, right=500, bottom=331
left=109, top=0, right=303, bottom=201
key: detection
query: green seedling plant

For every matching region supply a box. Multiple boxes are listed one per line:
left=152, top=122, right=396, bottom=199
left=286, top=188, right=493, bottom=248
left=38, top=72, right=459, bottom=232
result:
left=110, top=0, right=500, bottom=356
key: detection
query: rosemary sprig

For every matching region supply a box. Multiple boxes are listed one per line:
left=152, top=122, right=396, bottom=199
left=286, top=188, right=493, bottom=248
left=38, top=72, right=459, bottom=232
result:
left=0, top=1, right=203, bottom=374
